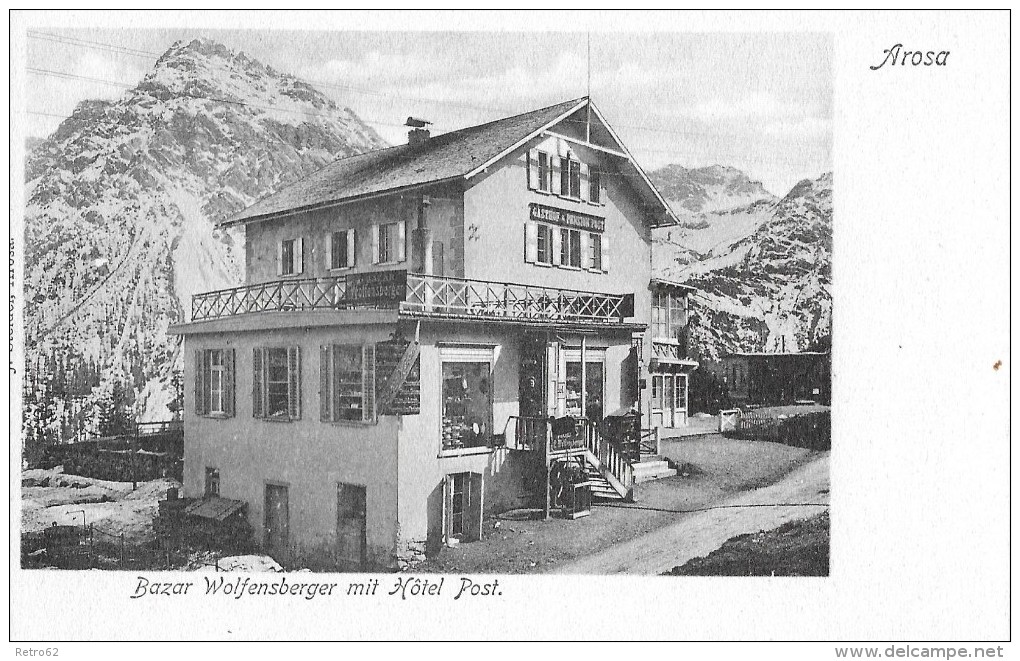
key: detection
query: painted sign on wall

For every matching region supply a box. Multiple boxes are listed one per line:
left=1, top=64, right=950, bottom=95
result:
left=375, top=337, right=421, bottom=415
left=529, top=203, right=605, bottom=233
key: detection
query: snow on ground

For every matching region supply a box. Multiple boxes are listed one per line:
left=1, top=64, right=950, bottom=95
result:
left=21, top=467, right=180, bottom=543
left=189, top=554, right=283, bottom=572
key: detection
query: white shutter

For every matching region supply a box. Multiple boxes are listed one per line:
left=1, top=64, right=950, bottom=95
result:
left=276, top=241, right=283, bottom=276
left=347, top=229, right=356, bottom=267
left=601, top=232, right=609, bottom=272
left=327, top=232, right=335, bottom=270
left=580, top=163, right=590, bottom=202
left=527, top=149, right=539, bottom=190
left=580, top=231, right=590, bottom=269
left=397, top=221, right=407, bottom=262
left=288, top=346, right=301, bottom=420
left=295, top=237, right=304, bottom=274
left=525, top=221, right=538, bottom=263
left=371, top=224, right=380, bottom=264
left=320, top=345, right=332, bottom=421
left=550, top=157, right=561, bottom=195
left=551, top=227, right=562, bottom=266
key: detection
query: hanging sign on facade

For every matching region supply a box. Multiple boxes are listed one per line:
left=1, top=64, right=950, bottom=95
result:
left=529, top=203, right=605, bottom=233
left=376, top=323, right=421, bottom=415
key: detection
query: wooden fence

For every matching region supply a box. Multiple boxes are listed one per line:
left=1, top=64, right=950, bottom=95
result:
left=725, top=410, right=831, bottom=451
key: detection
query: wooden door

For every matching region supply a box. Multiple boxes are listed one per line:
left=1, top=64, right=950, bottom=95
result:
left=337, top=483, right=367, bottom=571
left=264, top=484, right=289, bottom=562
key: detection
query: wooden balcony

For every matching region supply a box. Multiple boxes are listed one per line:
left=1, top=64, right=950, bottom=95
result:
left=191, top=272, right=634, bottom=326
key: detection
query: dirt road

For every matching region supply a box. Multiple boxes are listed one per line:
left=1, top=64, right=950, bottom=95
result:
left=548, top=453, right=829, bottom=575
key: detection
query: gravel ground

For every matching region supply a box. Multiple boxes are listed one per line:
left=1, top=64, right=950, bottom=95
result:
left=418, top=435, right=817, bottom=574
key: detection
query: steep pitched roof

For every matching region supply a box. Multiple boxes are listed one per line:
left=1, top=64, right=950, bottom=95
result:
left=222, top=97, right=587, bottom=226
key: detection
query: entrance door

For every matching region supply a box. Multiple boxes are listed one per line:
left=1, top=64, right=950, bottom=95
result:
left=663, top=376, right=676, bottom=427
left=264, top=484, right=289, bottom=561
left=443, top=472, right=483, bottom=544
left=337, top=483, right=367, bottom=571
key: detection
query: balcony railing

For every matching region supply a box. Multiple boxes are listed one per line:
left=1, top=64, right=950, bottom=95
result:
left=651, top=334, right=693, bottom=362
left=191, top=272, right=632, bottom=325
left=402, top=274, right=631, bottom=324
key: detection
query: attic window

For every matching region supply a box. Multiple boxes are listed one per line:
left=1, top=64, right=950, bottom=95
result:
left=561, top=158, right=582, bottom=198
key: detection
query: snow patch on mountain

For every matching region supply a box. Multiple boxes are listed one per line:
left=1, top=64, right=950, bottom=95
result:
left=23, top=37, right=388, bottom=441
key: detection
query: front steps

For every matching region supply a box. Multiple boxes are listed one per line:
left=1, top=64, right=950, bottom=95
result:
left=632, top=457, right=677, bottom=483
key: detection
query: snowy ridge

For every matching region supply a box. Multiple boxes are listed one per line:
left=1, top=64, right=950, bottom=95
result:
left=653, top=170, right=832, bottom=359
left=23, top=38, right=387, bottom=440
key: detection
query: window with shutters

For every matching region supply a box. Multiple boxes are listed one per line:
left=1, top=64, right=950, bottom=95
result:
left=537, top=152, right=551, bottom=192
left=536, top=224, right=551, bottom=264
left=195, top=348, right=235, bottom=418
left=253, top=346, right=301, bottom=421
left=561, top=157, right=582, bottom=198
left=588, top=233, right=603, bottom=271
left=373, top=221, right=406, bottom=265
left=320, top=344, right=376, bottom=424
left=279, top=238, right=302, bottom=276
left=525, top=221, right=604, bottom=272
left=330, top=230, right=356, bottom=270
left=559, top=228, right=582, bottom=268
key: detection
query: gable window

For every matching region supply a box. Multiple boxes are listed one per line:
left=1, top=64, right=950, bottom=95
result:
left=194, top=348, right=235, bottom=417
left=253, top=346, right=302, bottom=420
left=278, top=238, right=303, bottom=276
left=330, top=229, right=356, bottom=270
left=320, top=344, right=376, bottom=424
left=205, top=467, right=220, bottom=497
left=372, top=221, right=406, bottom=264
left=537, top=152, right=551, bottom=192
left=561, top=157, right=582, bottom=198
left=589, top=169, right=602, bottom=204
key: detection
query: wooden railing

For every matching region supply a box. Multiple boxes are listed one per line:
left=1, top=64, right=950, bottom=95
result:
left=639, top=427, right=661, bottom=456
left=192, top=272, right=633, bottom=325
left=651, top=337, right=693, bottom=362
left=192, top=276, right=348, bottom=320
left=402, top=273, right=631, bottom=324
left=503, top=416, right=549, bottom=451
left=584, top=429, right=635, bottom=496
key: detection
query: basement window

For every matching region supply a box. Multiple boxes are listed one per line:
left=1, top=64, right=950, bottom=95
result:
left=205, top=467, right=220, bottom=497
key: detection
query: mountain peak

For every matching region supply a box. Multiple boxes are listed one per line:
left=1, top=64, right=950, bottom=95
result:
left=649, top=163, right=775, bottom=215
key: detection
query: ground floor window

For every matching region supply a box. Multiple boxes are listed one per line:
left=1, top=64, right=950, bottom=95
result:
left=320, top=344, right=376, bottom=423
left=254, top=347, right=301, bottom=420
left=440, top=347, right=494, bottom=451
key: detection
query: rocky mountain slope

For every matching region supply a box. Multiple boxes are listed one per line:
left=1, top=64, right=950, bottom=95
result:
left=651, top=168, right=832, bottom=359
left=23, top=38, right=386, bottom=437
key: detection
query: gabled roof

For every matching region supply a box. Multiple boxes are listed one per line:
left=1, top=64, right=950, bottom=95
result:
left=222, top=96, right=677, bottom=227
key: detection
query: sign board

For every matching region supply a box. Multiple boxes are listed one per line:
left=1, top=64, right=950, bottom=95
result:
left=529, top=203, right=605, bottom=233
left=345, top=270, right=407, bottom=308
left=375, top=338, right=421, bottom=415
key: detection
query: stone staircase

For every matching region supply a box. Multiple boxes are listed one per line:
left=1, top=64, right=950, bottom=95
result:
left=632, top=455, right=678, bottom=483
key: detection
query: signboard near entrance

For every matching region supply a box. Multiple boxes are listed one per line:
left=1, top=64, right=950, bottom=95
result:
left=375, top=338, right=421, bottom=416
left=529, top=203, right=605, bottom=233
left=345, top=270, right=407, bottom=308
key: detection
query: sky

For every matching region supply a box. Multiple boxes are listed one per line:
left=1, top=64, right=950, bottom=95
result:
left=22, top=28, right=832, bottom=195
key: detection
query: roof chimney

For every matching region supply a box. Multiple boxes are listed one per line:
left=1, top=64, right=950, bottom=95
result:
left=406, top=116, right=432, bottom=147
